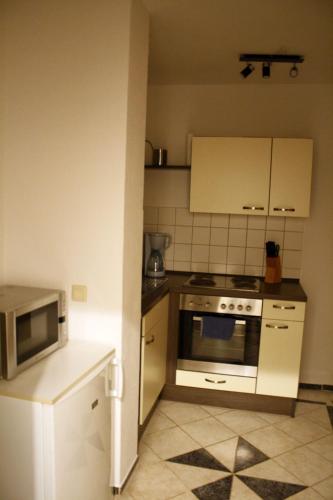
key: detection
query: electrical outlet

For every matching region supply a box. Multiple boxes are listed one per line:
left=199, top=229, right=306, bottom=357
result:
left=72, top=285, right=87, bottom=302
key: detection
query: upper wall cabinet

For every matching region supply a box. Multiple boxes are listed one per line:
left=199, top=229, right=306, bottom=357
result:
left=190, top=137, right=313, bottom=217
left=269, top=138, right=313, bottom=217
left=190, top=137, right=272, bottom=215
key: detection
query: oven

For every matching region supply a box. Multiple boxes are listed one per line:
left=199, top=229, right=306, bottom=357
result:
left=178, top=293, right=262, bottom=377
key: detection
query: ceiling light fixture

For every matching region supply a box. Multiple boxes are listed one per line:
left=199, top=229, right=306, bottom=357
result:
left=240, top=63, right=255, bottom=78
left=239, top=53, right=304, bottom=79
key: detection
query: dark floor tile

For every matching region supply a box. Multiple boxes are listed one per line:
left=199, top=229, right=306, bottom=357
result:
left=192, top=475, right=233, bottom=500
left=299, top=383, right=322, bottom=390
left=327, top=406, right=333, bottom=428
left=239, top=475, right=307, bottom=500
left=234, top=437, right=269, bottom=473
left=167, top=448, right=230, bottom=472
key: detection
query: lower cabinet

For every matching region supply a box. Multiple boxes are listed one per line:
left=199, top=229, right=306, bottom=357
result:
left=176, top=369, right=256, bottom=394
left=140, top=293, right=169, bottom=424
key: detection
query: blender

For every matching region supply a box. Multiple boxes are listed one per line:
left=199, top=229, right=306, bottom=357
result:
left=144, top=232, right=170, bottom=278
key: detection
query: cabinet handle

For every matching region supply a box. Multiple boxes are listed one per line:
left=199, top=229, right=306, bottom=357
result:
left=273, top=304, right=296, bottom=310
left=242, top=205, right=265, bottom=211
left=273, top=207, right=295, bottom=212
left=204, top=378, right=227, bottom=384
left=266, top=323, right=289, bottom=329
left=145, top=335, right=155, bottom=345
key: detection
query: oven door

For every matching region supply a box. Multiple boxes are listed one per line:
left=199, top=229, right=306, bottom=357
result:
left=178, top=310, right=261, bottom=377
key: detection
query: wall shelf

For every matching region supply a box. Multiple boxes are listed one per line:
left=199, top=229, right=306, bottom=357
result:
left=145, top=165, right=191, bottom=170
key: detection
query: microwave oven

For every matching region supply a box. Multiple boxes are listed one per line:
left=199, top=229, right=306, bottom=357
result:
left=0, top=285, right=67, bottom=380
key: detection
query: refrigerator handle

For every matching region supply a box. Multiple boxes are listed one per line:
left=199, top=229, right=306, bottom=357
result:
left=105, top=357, right=124, bottom=400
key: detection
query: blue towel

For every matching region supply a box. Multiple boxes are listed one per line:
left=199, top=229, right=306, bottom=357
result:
left=201, top=316, right=235, bottom=340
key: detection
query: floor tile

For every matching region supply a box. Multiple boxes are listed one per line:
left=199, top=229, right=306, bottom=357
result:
left=199, top=404, right=232, bottom=416
left=167, top=448, right=230, bottom=471
left=206, top=437, right=239, bottom=472
left=306, top=434, right=333, bottom=462
left=192, top=475, right=233, bottom=500
left=137, top=441, right=160, bottom=465
left=298, top=389, right=333, bottom=405
left=216, top=410, right=269, bottom=434
left=142, top=426, right=199, bottom=460
left=243, top=425, right=301, bottom=457
left=159, top=401, right=210, bottom=425
left=275, top=445, right=333, bottom=486
left=157, top=399, right=176, bottom=411
left=144, top=410, right=176, bottom=435
left=288, top=488, right=326, bottom=499
left=295, top=402, right=326, bottom=417
left=327, top=406, right=333, bottom=428
left=234, top=437, right=269, bottom=473
left=238, top=475, right=306, bottom=499
left=257, top=412, right=291, bottom=425
left=303, top=407, right=333, bottom=431
left=276, top=416, right=330, bottom=444
left=312, top=475, right=333, bottom=499
left=170, top=492, right=197, bottom=500
left=237, top=458, right=304, bottom=485
left=181, top=417, right=236, bottom=447
left=124, top=461, right=187, bottom=500
left=166, top=461, right=230, bottom=490
left=230, top=476, right=261, bottom=499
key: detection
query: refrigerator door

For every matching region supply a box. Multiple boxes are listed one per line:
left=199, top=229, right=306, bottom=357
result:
left=53, top=363, right=113, bottom=500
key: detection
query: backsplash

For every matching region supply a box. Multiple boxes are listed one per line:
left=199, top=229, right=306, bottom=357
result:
left=143, top=206, right=304, bottom=278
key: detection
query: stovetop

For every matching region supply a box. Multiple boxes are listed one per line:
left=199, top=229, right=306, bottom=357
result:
left=183, top=274, right=261, bottom=293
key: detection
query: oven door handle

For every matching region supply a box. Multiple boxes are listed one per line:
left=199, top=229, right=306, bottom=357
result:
left=193, top=317, right=246, bottom=325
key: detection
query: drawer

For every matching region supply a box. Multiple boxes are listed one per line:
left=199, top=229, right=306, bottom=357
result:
left=176, top=369, right=256, bottom=394
left=263, top=299, right=305, bottom=321
left=143, top=293, right=169, bottom=332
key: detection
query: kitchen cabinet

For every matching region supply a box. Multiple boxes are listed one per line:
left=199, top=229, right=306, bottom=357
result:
left=256, top=299, right=306, bottom=398
left=190, top=136, right=313, bottom=217
left=140, top=293, right=169, bottom=424
left=176, top=369, right=256, bottom=394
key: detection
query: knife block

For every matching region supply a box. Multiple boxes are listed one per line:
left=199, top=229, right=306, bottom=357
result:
left=265, top=256, right=281, bottom=284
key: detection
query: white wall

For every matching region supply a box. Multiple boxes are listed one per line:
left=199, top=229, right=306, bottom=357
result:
left=146, top=83, right=333, bottom=385
left=2, top=0, right=148, bottom=486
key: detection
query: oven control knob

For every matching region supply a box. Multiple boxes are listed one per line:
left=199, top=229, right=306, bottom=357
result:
left=204, top=302, right=211, bottom=308
left=246, top=305, right=252, bottom=311
left=237, top=304, right=243, bottom=311
left=189, top=301, right=194, bottom=307
left=229, top=304, right=235, bottom=310
left=220, top=303, right=227, bottom=310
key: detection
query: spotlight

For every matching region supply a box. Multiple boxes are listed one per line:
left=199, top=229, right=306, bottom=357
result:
left=262, top=62, right=270, bottom=79
left=289, top=64, right=298, bottom=78
left=241, top=63, right=254, bottom=78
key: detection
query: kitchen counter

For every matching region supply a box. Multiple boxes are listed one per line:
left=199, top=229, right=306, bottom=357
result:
left=142, top=272, right=307, bottom=315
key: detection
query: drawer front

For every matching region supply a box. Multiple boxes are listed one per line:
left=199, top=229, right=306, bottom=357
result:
left=176, top=369, right=256, bottom=394
left=143, top=293, right=169, bottom=333
left=263, top=299, right=305, bottom=321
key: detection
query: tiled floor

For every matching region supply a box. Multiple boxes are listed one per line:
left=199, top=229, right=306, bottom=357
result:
left=120, top=390, right=333, bottom=499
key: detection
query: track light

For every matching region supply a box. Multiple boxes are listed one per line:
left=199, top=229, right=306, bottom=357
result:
left=262, top=62, right=270, bottom=79
left=240, top=63, right=255, bottom=78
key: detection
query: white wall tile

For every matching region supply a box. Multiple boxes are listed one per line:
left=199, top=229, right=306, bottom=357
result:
left=174, top=243, right=191, bottom=262
left=193, top=213, right=211, bottom=227
left=245, top=248, right=264, bottom=266
left=227, top=247, right=246, bottom=265
left=282, top=250, right=302, bottom=269
left=192, top=226, right=210, bottom=245
left=210, top=227, right=228, bottom=246
left=158, top=207, right=176, bottom=225
left=247, top=229, right=265, bottom=248
left=209, top=246, right=227, bottom=264
left=176, top=208, right=193, bottom=226
left=144, top=224, right=157, bottom=232
left=175, top=226, right=192, bottom=244
left=144, top=206, right=158, bottom=225
left=174, top=261, right=190, bottom=271
left=209, top=263, right=227, bottom=274
left=211, top=214, right=229, bottom=227
left=191, top=244, right=209, bottom=262
left=285, top=217, right=305, bottom=232
left=158, top=225, right=175, bottom=243
left=191, top=262, right=209, bottom=273
left=265, top=230, right=284, bottom=248
left=229, top=228, right=246, bottom=247
left=226, top=264, right=245, bottom=275
left=284, top=231, right=304, bottom=250
left=229, top=214, right=247, bottom=228
left=266, top=216, right=285, bottom=231
left=248, top=216, right=266, bottom=230
left=165, top=260, right=174, bottom=271
left=245, top=265, right=264, bottom=277
left=165, top=244, right=174, bottom=260
left=282, top=268, right=301, bottom=279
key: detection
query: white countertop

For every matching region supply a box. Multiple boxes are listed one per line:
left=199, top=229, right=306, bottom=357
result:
left=0, top=340, right=115, bottom=404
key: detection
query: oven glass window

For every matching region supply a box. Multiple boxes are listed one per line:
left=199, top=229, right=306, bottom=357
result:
left=16, top=302, right=58, bottom=365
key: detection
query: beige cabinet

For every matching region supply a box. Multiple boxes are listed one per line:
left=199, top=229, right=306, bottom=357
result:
left=176, top=369, right=256, bottom=394
left=190, top=136, right=313, bottom=217
left=139, top=294, right=169, bottom=424
left=269, top=139, right=313, bottom=217
left=256, top=300, right=305, bottom=398
left=190, top=137, right=272, bottom=215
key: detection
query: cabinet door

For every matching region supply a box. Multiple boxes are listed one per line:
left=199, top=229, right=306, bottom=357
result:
left=140, top=294, right=169, bottom=424
left=256, top=320, right=304, bottom=398
left=190, top=137, right=271, bottom=215
left=269, top=138, right=313, bottom=217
